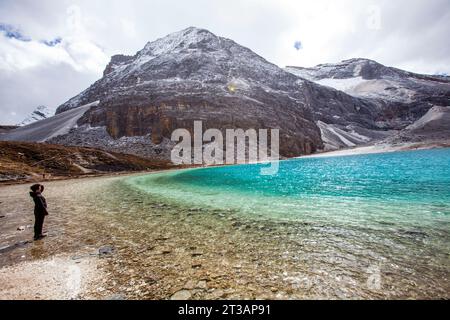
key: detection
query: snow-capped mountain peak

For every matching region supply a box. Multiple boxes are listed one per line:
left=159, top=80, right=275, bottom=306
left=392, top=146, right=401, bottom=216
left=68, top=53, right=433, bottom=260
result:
left=18, top=105, right=54, bottom=126
left=140, top=27, right=219, bottom=56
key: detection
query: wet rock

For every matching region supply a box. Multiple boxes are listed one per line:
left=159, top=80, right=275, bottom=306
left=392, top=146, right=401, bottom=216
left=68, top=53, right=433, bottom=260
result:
left=170, top=290, right=192, bottom=300
left=99, top=246, right=115, bottom=256
left=401, top=230, right=429, bottom=238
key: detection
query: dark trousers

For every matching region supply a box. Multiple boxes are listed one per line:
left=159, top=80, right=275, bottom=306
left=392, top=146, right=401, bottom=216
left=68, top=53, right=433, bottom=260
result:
left=34, top=214, right=45, bottom=238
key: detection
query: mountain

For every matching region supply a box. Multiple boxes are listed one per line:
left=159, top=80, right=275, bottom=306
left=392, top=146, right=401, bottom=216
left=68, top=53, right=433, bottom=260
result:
left=2, top=28, right=450, bottom=157
left=50, top=28, right=399, bottom=156
left=53, top=27, right=327, bottom=158
left=286, top=58, right=450, bottom=150
left=17, top=105, right=54, bottom=126
left=0, top=126, right=18, bottom=134
left=286, top=59, right=450, bottom=126
left=286, top=58, right=450, bottom=103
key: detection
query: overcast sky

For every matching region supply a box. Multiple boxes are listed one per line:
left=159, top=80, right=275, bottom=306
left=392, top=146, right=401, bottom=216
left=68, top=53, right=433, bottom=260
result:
left=1, top=0, right=449, bottom=125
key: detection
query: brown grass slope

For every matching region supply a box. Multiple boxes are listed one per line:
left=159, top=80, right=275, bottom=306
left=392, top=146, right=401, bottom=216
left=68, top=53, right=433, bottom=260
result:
left=0, top=141, right=172, bottom=182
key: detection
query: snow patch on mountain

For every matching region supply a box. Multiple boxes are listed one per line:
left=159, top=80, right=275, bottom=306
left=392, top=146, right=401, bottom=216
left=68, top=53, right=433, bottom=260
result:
left=18, top=105, right=54, bottom=126
left=316, top=77, right=367, bottom=92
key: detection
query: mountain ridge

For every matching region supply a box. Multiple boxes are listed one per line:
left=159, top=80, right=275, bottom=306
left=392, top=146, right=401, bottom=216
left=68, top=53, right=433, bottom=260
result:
left=2, top=27, right=450, bottom=157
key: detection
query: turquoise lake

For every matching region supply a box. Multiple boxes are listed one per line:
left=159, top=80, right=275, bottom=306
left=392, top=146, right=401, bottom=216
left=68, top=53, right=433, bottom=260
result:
left=128, top=148, right=450, bottom=221
left=124, top=148, right=450, bottom=298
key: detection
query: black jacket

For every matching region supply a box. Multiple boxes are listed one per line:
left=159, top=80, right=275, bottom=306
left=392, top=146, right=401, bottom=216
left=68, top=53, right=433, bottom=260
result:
left=30, top=192, right=48, bottom=216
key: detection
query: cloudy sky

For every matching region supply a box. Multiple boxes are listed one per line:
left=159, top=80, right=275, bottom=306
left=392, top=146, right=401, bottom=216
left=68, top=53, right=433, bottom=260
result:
left=1, top=0, right=449, bottom=125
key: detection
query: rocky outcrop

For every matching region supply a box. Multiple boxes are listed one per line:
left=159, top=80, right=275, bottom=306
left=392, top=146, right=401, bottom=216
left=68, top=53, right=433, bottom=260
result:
left=103, top=54, right=134, bottom=77
left=386, top=106, right=450, bottom=144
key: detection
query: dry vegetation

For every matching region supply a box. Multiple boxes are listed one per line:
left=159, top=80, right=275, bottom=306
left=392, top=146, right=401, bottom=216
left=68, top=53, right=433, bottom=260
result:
left=0, top=141, right=173, bottom=183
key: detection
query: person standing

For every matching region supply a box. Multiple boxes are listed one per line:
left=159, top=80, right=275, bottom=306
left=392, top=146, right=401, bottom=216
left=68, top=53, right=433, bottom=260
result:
left=29, top=184, right=48, bottom=240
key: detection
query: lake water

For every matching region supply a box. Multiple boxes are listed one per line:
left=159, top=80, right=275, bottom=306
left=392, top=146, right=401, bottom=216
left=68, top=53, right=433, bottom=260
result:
left=125, top=148, right=450, bottom=298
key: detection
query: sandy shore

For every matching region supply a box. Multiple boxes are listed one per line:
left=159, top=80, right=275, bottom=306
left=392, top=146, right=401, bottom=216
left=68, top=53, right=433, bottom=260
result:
left=0, top=254, right=102, bottom=300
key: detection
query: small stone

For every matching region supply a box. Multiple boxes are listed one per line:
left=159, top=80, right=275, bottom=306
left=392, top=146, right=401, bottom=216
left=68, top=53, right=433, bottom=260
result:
left=211, top=289, right=226, bottom=299
left=196, top=280, right=208, bottom=290
left=192, top=264, right=202, bottom=269
left=184, top=280, right=196, bottom=290
left=0, top=215, right=5, bottom=218
left=17, top=226, right=25, bottom=231
left=170, top=290, right=192, bottom=300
